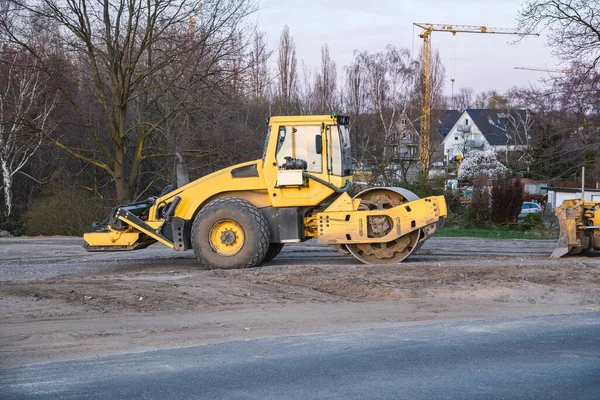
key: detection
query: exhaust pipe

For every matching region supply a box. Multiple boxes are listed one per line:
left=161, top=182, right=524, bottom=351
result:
left=176, top=152, right=189, bottom=188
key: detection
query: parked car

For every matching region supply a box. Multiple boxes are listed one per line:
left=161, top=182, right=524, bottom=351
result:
left=518, top=201, right=542, bottom=219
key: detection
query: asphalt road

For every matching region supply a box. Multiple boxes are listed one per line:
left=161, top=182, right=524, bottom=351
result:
left=2, top=312, right=599, bottom=400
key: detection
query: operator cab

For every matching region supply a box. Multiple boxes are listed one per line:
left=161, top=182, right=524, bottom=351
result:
left=265, top=114, right=352, bottom=188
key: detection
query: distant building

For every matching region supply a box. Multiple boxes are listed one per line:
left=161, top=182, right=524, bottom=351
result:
left=385, top=111, right=421, bottom=183
left=521, top=178, right=547, bottom=201
left=439, top=109, right=533, bottom=164
left=545, top=187, right=600, bottom=212
left=431, top=110, right=461, bottom=167
left=352, top=111, right=422, bottom=184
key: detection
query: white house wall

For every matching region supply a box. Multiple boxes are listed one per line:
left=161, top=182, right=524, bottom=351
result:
left=442, top=111, right=488, bottom=160
left=547, top=190, right=600, bottom=212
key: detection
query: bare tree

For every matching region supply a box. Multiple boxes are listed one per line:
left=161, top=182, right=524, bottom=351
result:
left=474, top=90, right=509, bottom=109
left=247, top=31, right=270, bottom=100
left=454, top=87, right=474, bottom=111
left=297, top=60, right=315, bottom=114
left=410, top=49, right=447, bottom=112
left=507, top=76, right=599, bottom=182
left=4, top=0, right=256, bottom=203
left=517, top=0, right=600, bottom=75
left=429, top=50, right=447, bottom=111
left=368, top=47, right=416, bottom=140
left=0, top=57, right=55, bottom=217
left=344, top=51, right=368, bottom=166
left=276, top=25, right=298, bottom=112
left=314, top=44, right=337, bottom=113
left=491, top=109, right=535, bottom=164
left=363, top=46, right=418, bottom=184
left=515, top=1, right=599, bottom=181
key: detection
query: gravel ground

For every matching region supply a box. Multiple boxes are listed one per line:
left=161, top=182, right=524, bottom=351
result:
left=1, top=236, right=599, bottom=368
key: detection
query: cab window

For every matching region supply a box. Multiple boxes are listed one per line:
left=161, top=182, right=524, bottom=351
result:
left=276, top=125, right=322, bottom=173
left=326, top=124, right=352, bottom=176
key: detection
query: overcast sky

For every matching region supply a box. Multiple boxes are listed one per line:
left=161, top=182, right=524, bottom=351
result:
left=255, top=0, right=561, bottom=99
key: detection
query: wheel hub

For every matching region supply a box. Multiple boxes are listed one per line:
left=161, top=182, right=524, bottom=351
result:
left=220, top=229, right=236, bottom=245
left=209, top=220, right=245, bottom=256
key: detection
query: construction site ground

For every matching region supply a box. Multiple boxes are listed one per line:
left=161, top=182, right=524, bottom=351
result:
left=1, top=236, right=599, bottom=368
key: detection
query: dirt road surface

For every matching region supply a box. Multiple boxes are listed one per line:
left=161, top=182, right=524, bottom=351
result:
left=1, top=236, right=599, bottom=368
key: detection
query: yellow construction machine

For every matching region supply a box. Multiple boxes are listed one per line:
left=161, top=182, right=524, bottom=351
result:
left=84, top=114, right=447, bottom=268
left=552, top=199, right=600, bottom=258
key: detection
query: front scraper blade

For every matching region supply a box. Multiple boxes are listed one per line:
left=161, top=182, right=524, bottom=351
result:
left=83, top=240, right=155, bottom=252
left=550, top=203, right=579, bottom=258
left=83, top=230, right=155, bottom=252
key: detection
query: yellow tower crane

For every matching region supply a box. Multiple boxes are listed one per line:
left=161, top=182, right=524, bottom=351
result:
left=514, top=66, right=570, bottom=73
left=413, top=23, right=538, bottom=176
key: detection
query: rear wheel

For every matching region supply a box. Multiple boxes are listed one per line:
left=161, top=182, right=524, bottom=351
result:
left=263, top=243, right=285, bottom=263
left=346, top=188, right=421, bottom=264
left=191, top=197, right=270, bottom=269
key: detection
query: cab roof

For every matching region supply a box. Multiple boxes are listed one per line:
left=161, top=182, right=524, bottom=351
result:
left=269, top=115, right=347, bottom=125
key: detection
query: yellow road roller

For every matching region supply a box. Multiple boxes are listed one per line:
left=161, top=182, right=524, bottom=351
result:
left=84, top=114, right=447, bottom=268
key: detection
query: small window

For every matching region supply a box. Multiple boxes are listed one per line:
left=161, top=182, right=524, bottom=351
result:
left=401, top=119, right=407, bottom=126
left=465, top=119, right=469, bottom=125
left=454, top=136, right=458, bottom=140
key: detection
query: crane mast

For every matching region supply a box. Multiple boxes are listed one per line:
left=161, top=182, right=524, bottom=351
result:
left=413, top=23, right=538, bottom=177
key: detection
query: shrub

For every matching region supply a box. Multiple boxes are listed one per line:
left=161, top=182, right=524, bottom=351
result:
left=0, top=219, right=25, bottom=236
left=521, top=213, right=544, bottom=231
left=24, top=185, right=109, bottom=236
left=405, top=175, right=445, bottom=198
left=444, top=189, right=463, bottom=214
left=542, top=212, right=559, bottom=232
left=467, top=173, right=490, bottom=225
left=491, top=171, right=523, bottom=224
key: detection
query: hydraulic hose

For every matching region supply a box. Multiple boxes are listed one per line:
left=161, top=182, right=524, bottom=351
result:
left=302, top=172, right=351, bottom=194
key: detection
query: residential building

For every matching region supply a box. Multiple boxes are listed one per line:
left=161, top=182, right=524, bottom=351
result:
left=432, top=110, right=461, bottom=167
left=385, top=112, right=420, bottom=183
left=439, top=109, right=533, bottom=164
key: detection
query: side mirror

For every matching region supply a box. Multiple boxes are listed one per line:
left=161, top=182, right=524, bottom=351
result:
left=278, top=126, right=286, bottom=142
left=315, top=134, right=322, bottom=154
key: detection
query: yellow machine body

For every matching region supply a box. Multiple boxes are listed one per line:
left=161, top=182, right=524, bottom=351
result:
left=551, top=199, right=600, bottom=258
left=84, top=114, right=447, bottom=267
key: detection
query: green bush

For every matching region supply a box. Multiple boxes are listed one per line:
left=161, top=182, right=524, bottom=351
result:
left=520, top=213, right=544, bottom=231
left=405, top=175, right=445, bottom=198
left=24, top=185, right=109, bottom=236
left=0, top=219, right=25, bottom=236
left=444, top=189, right=463, bottom=214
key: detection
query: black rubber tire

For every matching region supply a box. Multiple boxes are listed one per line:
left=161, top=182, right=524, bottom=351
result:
left=263, top=243, right=284, bottom=263
left=191, top=197, right=270, bottom=269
